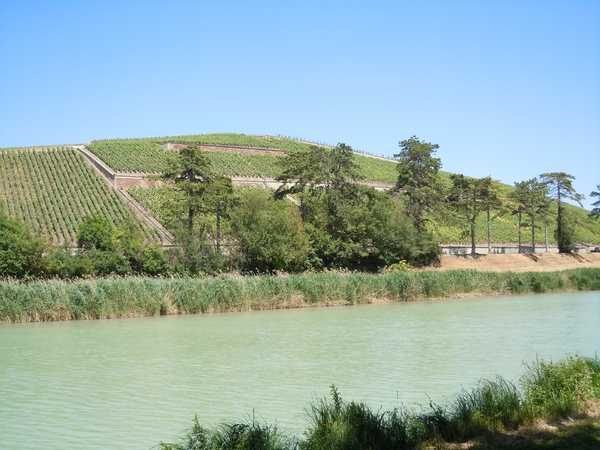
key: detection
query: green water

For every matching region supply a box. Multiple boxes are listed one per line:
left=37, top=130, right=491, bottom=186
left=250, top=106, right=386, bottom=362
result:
left=0, top=291, right=599, bottom=449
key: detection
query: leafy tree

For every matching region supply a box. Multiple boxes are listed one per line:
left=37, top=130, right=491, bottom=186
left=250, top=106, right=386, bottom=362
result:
left=540, top=172, right=584, bottom=253
left=160, top=145, right=234, bottom=272
left=161, top=144, right=215, bottom=233
left=112, top=217, right=145, bottom=271
left=589, top=185, right=600, bottom=220
left=76, top=215, right=148, bottom=276
left=77, top=214, right=115, bottom=251
left=447, top=175, right=495, bottom=254
left=142, top=244, right=171, bottom=275
left=300, top=185, right=433, bottom=269
left=510, top=178, right=551, bottom=253
left=329, top=143, right=362, bottom=190
left=0, top=212, right=47, bottom=278
left=394, top=136, right=443, bottom=232
left=275, top=143, right=363, bottom=217
left=202, top=175, right=234, bottom=252
left=482, top=179, right=504, bottom=253
left=229, top=189, right=316, bottom=273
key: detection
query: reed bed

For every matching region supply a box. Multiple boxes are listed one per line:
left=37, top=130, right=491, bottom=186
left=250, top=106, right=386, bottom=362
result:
left=1, top=268, right=599, bottom=323
left=159, top=355, right=600, bottom=450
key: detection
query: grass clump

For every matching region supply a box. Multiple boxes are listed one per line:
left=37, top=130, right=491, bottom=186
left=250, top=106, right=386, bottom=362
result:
left=158, top=415, right=296, bottom=450
left=160, top=356, right=600, bottom=450
left=301, top=385, right=423, bottom=450
left=521, top=355, right=600, bottom=419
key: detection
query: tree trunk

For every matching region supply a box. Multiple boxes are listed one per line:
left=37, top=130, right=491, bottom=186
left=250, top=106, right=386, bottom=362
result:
left=531, top=217, right=536, bottom=253
left=216, top=200, right=221, bottom=252
left=487, top=205, right=492, bottom=254
left=471, top=220, right=476, bottom=255
left=517, top=211, right=522, bottom=253
left=545, top=222, right=549, bottom=252
left=188, top=206, right=194, bottom=234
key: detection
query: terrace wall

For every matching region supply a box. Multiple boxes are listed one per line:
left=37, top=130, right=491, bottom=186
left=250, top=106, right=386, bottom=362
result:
left=158, top=142, right=285, bottom=156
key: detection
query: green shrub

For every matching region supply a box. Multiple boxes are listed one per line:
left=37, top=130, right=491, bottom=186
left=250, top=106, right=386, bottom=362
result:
left=521, top=355, right=600, bottom=419
left=159, top=415, right=295, bottom=450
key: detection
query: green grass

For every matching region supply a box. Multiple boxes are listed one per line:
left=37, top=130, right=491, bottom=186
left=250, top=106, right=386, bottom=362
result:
left=1, top=268, right=599, bottom=323
left=159, top=416, right=296, bottom=450
left=159, top=356, right=600, bottom=450
left=521, top=356, right=600, bottom=419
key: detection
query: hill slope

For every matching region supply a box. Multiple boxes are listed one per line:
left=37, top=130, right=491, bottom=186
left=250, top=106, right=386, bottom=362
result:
left=2, top=133, right=599, bottom=247
left=0, top=147, right=162, bottom=245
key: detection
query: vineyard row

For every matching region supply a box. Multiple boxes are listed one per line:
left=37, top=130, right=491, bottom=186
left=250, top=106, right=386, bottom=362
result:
left=0, top=147, right=162, bottom=245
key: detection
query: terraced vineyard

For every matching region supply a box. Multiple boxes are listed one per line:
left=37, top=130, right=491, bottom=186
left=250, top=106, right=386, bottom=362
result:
left=4, top=135, right=599, bottom=247
left=0, top=147, right=162, bottom=245
left=87, top=134, right=399, bottom=183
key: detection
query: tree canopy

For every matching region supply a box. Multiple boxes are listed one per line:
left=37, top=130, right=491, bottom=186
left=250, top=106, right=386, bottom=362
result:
left=539, top=172, right=584, bottom=253
left=394, top=136, right=443, bottom=231
left=447, top=175, right=496, bottom=254
left=589, top=185, right=600, bottom=220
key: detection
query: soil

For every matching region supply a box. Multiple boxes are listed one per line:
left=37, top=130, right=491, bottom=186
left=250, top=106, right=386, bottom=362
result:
left=429, top=252, right=600, bottom=272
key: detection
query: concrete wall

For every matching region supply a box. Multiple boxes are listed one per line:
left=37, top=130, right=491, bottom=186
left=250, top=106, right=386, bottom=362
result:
left=440, top=245, right=596, bottom=254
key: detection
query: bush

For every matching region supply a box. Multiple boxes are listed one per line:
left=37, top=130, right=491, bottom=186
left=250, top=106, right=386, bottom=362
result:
left=521, top=355, right=600, bottom=419
left=159, top=415, right=295, bottom=450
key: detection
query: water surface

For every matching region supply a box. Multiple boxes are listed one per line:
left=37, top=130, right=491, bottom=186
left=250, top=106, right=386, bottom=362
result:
left=0, top=291, right=598, bottom=449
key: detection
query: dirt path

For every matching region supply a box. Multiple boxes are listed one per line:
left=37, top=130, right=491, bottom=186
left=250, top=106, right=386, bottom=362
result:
left=429, top=252, right=600, bottom=272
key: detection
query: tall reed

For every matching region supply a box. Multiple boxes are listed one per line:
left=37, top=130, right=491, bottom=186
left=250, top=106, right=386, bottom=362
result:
left=1, top=268, right=599, bottom=323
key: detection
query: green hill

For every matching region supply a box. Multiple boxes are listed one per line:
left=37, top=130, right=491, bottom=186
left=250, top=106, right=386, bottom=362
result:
left=2, top=133, right=599, bottom=246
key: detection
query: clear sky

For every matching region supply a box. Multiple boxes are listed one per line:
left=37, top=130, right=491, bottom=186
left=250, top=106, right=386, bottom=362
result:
left=1, top=0, right=598, bottom=208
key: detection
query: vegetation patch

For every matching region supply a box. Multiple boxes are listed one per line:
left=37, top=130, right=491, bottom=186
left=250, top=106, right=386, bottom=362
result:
left=159, top=355, right=600, bottom=450
left=1, top=268, right=599, bottom=323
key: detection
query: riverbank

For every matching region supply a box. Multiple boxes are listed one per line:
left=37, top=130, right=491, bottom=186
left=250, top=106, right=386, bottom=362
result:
left=1, top=268, right=599, bottom=323
left=433, top=252, right=600, bottom=272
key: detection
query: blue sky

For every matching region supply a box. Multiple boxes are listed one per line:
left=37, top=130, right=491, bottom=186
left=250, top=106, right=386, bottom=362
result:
left=1, top=0, right=599, bottom=208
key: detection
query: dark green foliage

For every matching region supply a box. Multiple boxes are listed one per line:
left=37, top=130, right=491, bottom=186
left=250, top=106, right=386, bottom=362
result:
left=448, top=175, right=497, bottom=254
left=394, top=136, right=443, bottom=232
left=73, top=214, right=151, bottom=277
left=510, top=178, right=551, bottom=252
left=142, top=244, right=171, bottom=275
left=159, top=415, right=295, bottom=450
left=540, top=172, right=584, bottom=253
left=162, top=144, right=216, bottom=233
left=275, top=143, right=362, bottom=198
left=589, top=185, right=600, bottom=220
left=77, top=214, right=115, bottom=251
left=275, top=142, right=437, bottom=269
left=229, top=189, right=316, bottom=273
left=0, top=212, right=47, bottom=278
